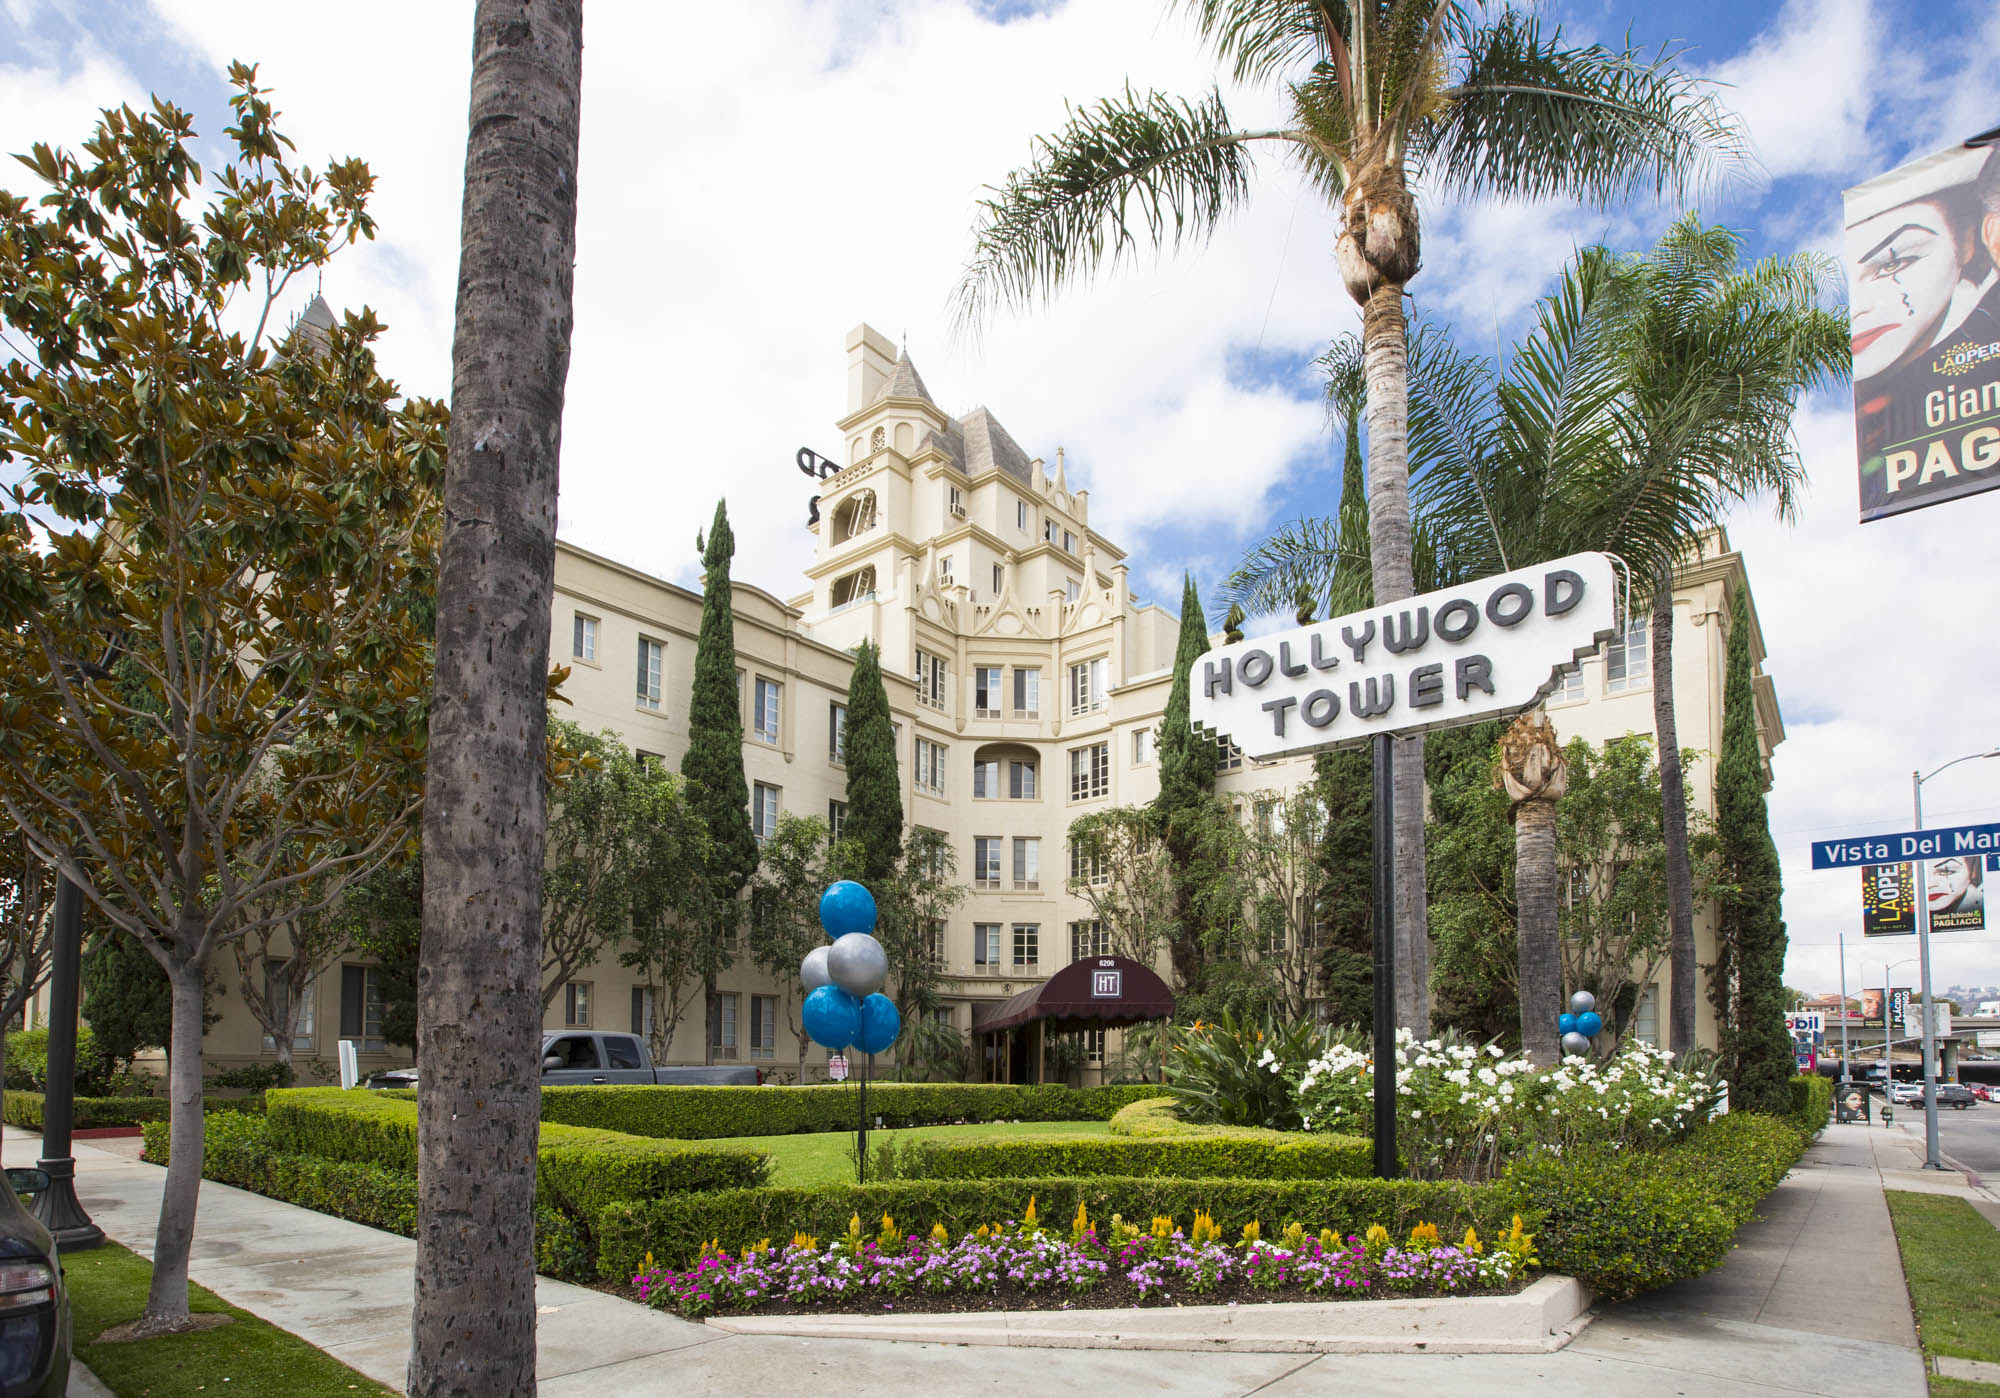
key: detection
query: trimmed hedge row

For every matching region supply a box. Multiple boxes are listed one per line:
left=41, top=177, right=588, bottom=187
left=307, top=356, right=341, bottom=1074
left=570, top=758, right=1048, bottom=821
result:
left=537, top=1082, right=1162, bottom=1141
left=1499, top=1111, right=1810, bottom=1298
left=3, top=1091, right=264, bottom=1131
left=1108, top=1096, right=1308, bottom=1141
left=1787, top=1074, right=1833, bottom=1137
left=884, top=1130, right=1374, bottom=1182
left=591, top=1173, right=1493, bottom=1281
left=266, top=1088, right=772, bottom=1222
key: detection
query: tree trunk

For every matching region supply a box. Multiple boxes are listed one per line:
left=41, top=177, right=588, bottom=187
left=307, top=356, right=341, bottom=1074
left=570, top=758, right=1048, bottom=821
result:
left=703, top=973, right=717, bottom=1065
left=1513, top=799, right=1562, bottom=1067
left=409, top=4, right=582, bottom=1395
left=141, top=961, right=209, bottom=1330
left=1652, top=571, right=1698, bottom=1057
left=1358, top=281, right=1430, bottom=1033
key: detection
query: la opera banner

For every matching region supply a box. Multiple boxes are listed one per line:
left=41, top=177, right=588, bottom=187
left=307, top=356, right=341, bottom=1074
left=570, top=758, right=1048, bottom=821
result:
left=1862, top=861, right=1916, bottom=937
left=1843, top=137, right=2000, bottom=522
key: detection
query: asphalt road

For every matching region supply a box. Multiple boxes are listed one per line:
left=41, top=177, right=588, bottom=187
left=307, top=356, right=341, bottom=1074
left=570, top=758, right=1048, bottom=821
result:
left=1899, top=1100, right=2000, bottom=1178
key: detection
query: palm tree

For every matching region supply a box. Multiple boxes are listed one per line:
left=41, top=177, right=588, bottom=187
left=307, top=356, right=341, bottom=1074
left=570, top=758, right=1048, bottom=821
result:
left=958, top=1, right=1740, bottom=1030
left=410, top=3, right=583, bottom=1394
left=1495, top=710, right=1566, bottom=1064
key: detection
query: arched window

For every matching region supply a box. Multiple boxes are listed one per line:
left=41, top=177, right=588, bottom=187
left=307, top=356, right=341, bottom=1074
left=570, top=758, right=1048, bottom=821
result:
left=830, top=565, right=877, bottom=610
left=831, top=490, right=877, bottom=544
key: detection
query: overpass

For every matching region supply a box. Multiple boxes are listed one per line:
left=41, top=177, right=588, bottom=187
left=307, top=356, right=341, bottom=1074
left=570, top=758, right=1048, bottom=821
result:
left=1811, top=1012, right=2000, bottom=1079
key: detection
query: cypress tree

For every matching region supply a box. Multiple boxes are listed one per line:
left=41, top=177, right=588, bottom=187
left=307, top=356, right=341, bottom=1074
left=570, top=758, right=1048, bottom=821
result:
left=681, top=500, right=759, bottom=1058
left=1154, top=574, right=1218, bottom=991
left=844, top=638, right=903, bottom=886
left=1715, top=588, right=1791, bottom=1112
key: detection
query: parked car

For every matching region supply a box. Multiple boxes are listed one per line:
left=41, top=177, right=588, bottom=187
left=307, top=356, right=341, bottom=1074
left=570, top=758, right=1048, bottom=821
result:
left=1936, top=1082, right=1977, bottom=1110
left=364, top=1067, right=417, bottom=1090
left=0, top=1168, right=71, bottom=1398
left=1971, top=1083, right=2000, bottom=1102
left=1886, top=1080, right=1924, bottom=1105
left=540, top=1031, right=763, bottom=1086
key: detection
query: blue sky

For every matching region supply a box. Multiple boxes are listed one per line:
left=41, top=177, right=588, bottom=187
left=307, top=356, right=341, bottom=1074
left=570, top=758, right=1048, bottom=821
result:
left=4, top=0, right=1999, bottom=999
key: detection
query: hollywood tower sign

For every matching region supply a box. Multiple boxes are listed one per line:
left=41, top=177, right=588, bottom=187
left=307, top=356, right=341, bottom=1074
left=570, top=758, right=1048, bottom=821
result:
left=1192, top=552, right=1622, bottom=761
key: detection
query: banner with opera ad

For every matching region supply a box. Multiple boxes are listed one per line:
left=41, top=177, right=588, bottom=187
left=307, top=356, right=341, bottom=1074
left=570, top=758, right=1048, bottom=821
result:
left=1862, top=861, right=1917, bottom=936
left=1927, top=852, right=1987, bottom=931
left=1842, top=135, right=2000, bottom=522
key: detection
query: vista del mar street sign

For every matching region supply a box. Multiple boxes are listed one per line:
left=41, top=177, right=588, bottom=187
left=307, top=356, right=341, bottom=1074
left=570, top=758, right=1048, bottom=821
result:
left=1810, top=820, right=2000, bottom=870
left=1190, top=552, right=1622, bottom=760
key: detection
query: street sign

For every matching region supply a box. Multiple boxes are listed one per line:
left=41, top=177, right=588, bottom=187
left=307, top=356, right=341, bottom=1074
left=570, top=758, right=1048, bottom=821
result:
left=827, top=1054, right=849, bottom=1082
left=1786, top=1012, right=1825, bottom=1045
left=1811, top=820, right=2000, bottom=870
left=1190, top=553, right=1619, bottom=759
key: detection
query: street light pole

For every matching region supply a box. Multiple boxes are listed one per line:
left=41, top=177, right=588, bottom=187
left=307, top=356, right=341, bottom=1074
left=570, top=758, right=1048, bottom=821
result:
left=29, top=875, right=103, bottom=1250
left=1837, top=931, right=1851, bottom=1085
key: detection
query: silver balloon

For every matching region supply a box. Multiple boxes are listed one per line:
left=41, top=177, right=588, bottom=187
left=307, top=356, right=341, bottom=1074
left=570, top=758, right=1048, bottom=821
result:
left=827, top=931, right=888, bottom=997
left=1568, top=990, right=1597, bottom=1016
left=800, top=945, right=832, bottom=992
left=1560, top=1031, right=1593, bottom=1057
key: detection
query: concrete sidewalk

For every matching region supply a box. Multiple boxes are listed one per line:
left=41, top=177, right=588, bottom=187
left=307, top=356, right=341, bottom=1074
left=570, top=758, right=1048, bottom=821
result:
left=10, top=1122, right=1933, bottom=1397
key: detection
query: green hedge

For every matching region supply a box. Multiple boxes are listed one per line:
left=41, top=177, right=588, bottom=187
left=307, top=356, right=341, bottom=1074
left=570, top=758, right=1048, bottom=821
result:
left=885, top=1130, right=1373, bottom=1182
left=593, top=1174, right=1493, bottom=1279
left=1788, top=1075, right=1833, bottom=1138
left=538, top=1082, right=1161, bottom=1141
left=1109, top=1095, right=1314, bottom=1141
left=3, top=1091, right=265, bottom=1131
left=1500, top=1112, right=1808, bottom=1298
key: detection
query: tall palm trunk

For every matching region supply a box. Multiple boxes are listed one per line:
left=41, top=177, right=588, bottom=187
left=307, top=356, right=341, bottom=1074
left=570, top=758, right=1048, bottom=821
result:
left=1498, top=712, right=1567, bottom=1067
left=410, top=4, right=583, bottom=1395
left=1652, top=567, right=1697, bottom=1055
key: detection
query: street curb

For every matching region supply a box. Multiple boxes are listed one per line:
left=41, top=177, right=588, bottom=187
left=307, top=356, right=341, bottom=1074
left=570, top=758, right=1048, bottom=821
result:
left=700, top=1273, right=1594, bottom=1353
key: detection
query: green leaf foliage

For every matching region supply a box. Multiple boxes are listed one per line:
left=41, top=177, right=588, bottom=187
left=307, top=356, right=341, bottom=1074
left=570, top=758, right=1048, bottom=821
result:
left=877, top=1125, right=1373, bottom=1182
left=681, top=500, right=759, bottom=901
left=843, top=639, right=903, bottom=884
left=4, top=1089, right=262, bottom=1130
left=537, top=1081, right=1161, bottom=1140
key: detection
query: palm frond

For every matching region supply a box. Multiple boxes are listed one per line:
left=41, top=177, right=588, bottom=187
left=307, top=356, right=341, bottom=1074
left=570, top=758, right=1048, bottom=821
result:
left=954, top=88, right=1292, bottom=331
left=1220, top=516, right=1374, bottom=621
left=1416, top=11, right=1749, bottom=205
left=1317, top=332, right=1366, bottom=433
left=1181, top=0, right=1347, bottom=86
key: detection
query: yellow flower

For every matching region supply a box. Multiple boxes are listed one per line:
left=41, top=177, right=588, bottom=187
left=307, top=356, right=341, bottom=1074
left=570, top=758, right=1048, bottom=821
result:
left=643, top=1250, right=655, bottom=1273
left=791, top=1231, right=817, bottom=1252
left=1463, top=1227, right=1483, bottom=1255
left=1023, top=1195, right=1039, bottom=1230
left=1409, top=1222, right=1440, bottom=1247
left=930, top=1223, right=949, bottom=1245
left=1319, top=1227, right=1339, bottom=1250
left=1239, top=1219, right=1262, bottom=1247
left=1070, top=1200, right=1092, bottom=1244
left=1365, top=1224, right=1391, bottom=1247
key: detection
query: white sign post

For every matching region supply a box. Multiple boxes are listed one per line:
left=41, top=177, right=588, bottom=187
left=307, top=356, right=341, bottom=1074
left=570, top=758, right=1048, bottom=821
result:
left=1190, top=552, right=1621, bottom=1180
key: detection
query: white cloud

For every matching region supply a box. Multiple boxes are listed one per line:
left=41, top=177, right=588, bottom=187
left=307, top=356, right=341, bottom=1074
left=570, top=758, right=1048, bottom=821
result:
left=1706, top=0, right=1895, bottom=182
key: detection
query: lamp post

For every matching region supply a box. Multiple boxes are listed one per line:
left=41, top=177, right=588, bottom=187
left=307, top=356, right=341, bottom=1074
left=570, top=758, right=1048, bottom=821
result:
left=1880, top=956, right=1918, bottom=1089
left=1911, top=746, right=1999, bottom=1172
left=29, top=875, right=103, bottom=1250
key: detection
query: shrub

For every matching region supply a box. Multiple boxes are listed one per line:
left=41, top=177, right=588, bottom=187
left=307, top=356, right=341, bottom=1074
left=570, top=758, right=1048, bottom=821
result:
left=1787, top=1075, right=1832, bottom=1137
left=537, top=1081, right=1160, bottom=1140
left=4, top=1027, right=117, bottom=1095
left=879, top=1131, right=1374, bottom=1182
left=1499, top=1111, right=1808, bottom=1297
left=1110, top=1096, right=1308, bottom=1141
left=3, top=1091, right=264, bottom=1131
left=592, top=1174, right=1493, bottom=1278
left=1162, top=1012, right=1329, bottom=1130
left=207, top=1061, right=295, bottom=1092
left=143, top=1113, right=419, bottom=1237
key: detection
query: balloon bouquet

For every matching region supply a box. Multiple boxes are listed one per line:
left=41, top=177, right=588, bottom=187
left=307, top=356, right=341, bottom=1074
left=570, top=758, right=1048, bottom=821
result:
left=1558, top=991, right=1604, bottom=1057
left=798, top=879, right=902, bottom=1181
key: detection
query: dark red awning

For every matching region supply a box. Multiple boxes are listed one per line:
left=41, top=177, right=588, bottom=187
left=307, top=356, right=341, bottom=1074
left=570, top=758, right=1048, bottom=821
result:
left=971, top=955, right=1174, bottom=1033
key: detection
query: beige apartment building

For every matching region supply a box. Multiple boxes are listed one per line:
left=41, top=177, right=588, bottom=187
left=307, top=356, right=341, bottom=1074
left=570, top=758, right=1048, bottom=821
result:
left=181, top=323, right=1782, bottom=1084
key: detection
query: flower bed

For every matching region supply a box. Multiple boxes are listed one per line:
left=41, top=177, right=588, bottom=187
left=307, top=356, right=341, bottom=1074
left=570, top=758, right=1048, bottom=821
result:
left=628, top=1202, right=1537, bottom=1319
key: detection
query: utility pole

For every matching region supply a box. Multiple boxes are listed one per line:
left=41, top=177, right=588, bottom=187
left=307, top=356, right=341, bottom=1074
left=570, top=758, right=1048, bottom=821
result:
left=1912, top=771, right=1945, bottom=1171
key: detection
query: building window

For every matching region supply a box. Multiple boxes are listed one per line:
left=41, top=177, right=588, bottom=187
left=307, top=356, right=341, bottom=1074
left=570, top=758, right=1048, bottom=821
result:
left=829, top=702, right=847, bottom=764
left=1069, top=742, right=1110, bottom=801
left=974, top=836, right=1002, bottom=889
left=636, top=749, right=664, bottom=771
left=973, top=757, right=1001, bottom=799
left=1069, top=841, right=1109, bottom=886
left=1012, top=836, right=1040, bottom=891
left=572, top=613, right=598, bottom=663
left=752, top=782, right=780, bottom=842
left=1017, top=500, right=1030, bottom=531
left=1064, top=529, right=1076, bottom=553
left=637, top=638, right=664, bottom=711
left=1082, top=1027, right=1105, bottom=1064
left=1071, top=919, right=1109, bottom=960
left=1067, top=658, right=1105, bottom=715
left=1132, top=728, right=1152, bottom=765
left=1604, top=617, right=1650, bottom=693
left=948, top=485, right=964, bottom=518
left=1009, top=758, right=1037, bottom=800
left=974, top=923, right=1001, bottom=968
left=1044, top=519, right=1057, bottom=544
left=630, top=985, right=657, bottom=1038
left=750, top=994, right=777, bottom=1059
left=753, top=677, right=781, bottom=744
left=261, top=961, right=315, bottom=1055
left=915, top=648, right=948, bottom=710
left=992, top=563, right=1005, bottom=594
left=563, top=981, right=592, bottom=1028
left=1630, top=985, right=1660, bottom=1046
left=1065, top=579, right=1081, bottom=603
left=710, top=992, right=738, bottom=1056
left=924, top=919, right=947, bottom=967
left=1554, top=665, right=1585, bottom=705
left=1012, top=924, right=1039, bottom=970
left=939, top=554, right=955, bottom=586
left=974, top=666, right=1004, bottom=717
left=1012, top=667, right=1040, bottom=718
left=915, top=737, right=947, bottom=796
left=338, top=965, right=386, bottom=1054
left=828, top=799, right=848, bottom=842
left=831, top=565, right=876, bottom=609
left=1215, top=735, right=1243, bottom=771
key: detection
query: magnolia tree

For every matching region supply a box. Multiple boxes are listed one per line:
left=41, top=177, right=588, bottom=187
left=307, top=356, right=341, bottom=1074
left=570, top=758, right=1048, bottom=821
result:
left=0, top=72, right=443, bottom=1332
left=0, top=834, right=55, bottom=1091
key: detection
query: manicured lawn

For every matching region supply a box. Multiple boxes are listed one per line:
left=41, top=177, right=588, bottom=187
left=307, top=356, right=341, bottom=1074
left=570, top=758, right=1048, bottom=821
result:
left=707, top=1118, right=1114, bottom=1186
left=1885, top=1190, right=2000, bottom=1396
left=65, top=1241, right=397, bottom=1398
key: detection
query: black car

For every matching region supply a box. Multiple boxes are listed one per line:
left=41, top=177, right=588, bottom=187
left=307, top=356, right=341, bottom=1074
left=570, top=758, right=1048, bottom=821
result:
left=0, top=1169, right=70, bottom=1398
left=1937, top=1082, right=1977, bottom=1110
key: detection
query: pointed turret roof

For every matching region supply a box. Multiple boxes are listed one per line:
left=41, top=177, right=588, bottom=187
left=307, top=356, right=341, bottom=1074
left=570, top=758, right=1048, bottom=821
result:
left=875, top=348, right=934, bottom=406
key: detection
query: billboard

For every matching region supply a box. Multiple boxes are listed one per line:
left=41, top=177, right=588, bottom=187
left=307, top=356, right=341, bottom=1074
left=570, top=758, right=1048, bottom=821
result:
left=1842, top=136, right=2000, bottom=522
left=1862, top=862, right=1916, bottom=936
left=1928, top=851, right=1987, bottom=931
left=1861, top=987, right=1912, bottom=1029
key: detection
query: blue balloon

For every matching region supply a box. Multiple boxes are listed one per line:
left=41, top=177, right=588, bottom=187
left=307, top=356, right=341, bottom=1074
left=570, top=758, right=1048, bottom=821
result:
left=801, top=984, right=860, bottom=1050
left=854, top=993, right=902, bottom=1055
left=1576, top=1011, right=1604, bottom=1039
left=1558, top=1013, right=1579, bottom=1035
left=818, top=880, right=878, bottom=939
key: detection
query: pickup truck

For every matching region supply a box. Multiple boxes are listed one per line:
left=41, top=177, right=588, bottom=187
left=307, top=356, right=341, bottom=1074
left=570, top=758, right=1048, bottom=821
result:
left=540, top=1031, right=763, bottom=1086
